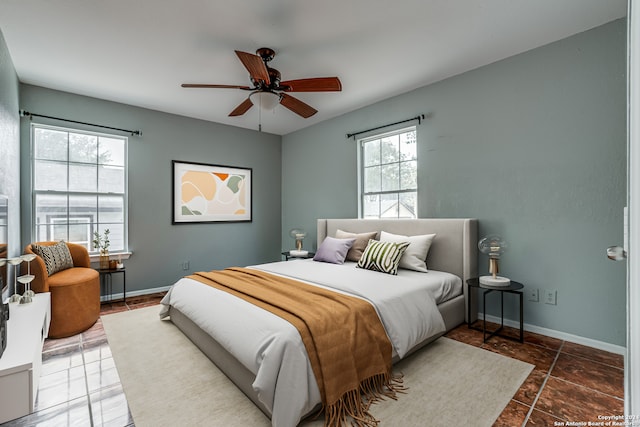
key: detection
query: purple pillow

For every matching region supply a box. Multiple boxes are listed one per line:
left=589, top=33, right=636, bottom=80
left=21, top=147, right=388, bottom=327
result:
left=313, top=237, right=356, bottom=264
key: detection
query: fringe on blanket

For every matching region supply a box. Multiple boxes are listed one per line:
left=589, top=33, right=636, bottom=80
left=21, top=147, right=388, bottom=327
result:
left=323, top=372, right=407, bottom=427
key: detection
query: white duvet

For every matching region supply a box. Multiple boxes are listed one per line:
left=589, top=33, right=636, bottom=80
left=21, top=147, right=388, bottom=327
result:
left=159, top=259, right=456, bottom=427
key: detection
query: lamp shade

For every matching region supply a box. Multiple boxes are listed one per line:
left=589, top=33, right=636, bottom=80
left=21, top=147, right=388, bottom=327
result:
left=250, top=91, right=281, bottom=111
left=289, top=228, right=306, bottom=240
left=478, top=234, right=508, bottom=258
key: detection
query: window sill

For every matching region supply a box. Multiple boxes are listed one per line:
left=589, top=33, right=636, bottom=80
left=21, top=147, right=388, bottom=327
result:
left=89, top=251, right=132, bottom=263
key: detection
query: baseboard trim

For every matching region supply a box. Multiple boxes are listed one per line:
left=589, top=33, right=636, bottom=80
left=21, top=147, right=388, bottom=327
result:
left=99, top=290, right=626, bottom=356
left=100, top=285, right=172, bottom=303
left=478, top=312, right=626, bottom=356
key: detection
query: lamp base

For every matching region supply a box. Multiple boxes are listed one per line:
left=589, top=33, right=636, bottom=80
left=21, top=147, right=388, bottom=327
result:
left=289, top=250, right=308, bottom=257
left=479, top=275, right=511, bottom=287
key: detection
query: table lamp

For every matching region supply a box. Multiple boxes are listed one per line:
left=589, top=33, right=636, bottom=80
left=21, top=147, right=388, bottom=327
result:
left=478, top=234, right=510, bottom=286
left=18, top=253, right=37, bottom=303
left=289, top=228, right=308, bottom=257
left=7, top=257, right=24, bottom=302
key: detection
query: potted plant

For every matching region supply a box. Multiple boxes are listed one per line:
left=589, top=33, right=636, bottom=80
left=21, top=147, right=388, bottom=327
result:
left=93, top=229, right=110, bottom=269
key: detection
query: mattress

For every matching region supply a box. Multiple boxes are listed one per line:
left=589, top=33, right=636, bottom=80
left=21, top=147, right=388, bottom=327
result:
left=260, top=258, right=463, bottom=305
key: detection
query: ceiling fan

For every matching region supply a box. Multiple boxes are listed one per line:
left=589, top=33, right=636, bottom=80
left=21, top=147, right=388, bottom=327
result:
left=182, top=47, right=342, bottom=118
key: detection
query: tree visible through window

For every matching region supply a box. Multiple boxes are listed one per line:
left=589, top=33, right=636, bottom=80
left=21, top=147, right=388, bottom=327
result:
left=360, top=127, right=417, bottom=218
left=32, top=124, right=127, bottom=253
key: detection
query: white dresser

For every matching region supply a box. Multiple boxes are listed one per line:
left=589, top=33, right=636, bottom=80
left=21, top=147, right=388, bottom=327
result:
left=0, top=293, right=51, bottom=423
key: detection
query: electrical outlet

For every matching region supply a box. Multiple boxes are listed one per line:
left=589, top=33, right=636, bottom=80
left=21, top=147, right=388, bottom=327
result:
left=544, top=289, right=557, bottom=305
left=527, top=288, right=539, bottom=302
left=182, top=261, right=190, bottom=270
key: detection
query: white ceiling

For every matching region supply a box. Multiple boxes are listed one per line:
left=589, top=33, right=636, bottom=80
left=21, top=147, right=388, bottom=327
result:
left=0, top=0, right=628, bottom=136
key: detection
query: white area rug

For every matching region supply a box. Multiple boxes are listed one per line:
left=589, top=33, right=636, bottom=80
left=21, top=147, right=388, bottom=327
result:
left=102, top=305, right=533, bottom=427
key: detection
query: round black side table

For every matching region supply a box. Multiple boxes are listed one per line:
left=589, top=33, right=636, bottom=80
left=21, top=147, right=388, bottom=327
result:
left=467, top=278, right=524, bottom=343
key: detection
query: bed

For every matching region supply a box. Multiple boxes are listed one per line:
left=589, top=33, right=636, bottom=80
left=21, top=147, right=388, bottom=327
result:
left=160, top=218, right=478, bottom=426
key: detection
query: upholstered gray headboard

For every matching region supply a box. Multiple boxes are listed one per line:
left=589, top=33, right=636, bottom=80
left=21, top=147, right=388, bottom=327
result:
left=317, top=218, right=478, bottom=321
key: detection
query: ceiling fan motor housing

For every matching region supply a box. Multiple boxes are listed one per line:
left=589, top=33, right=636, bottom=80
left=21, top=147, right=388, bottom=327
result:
left=251, top=67, right=281, bottom=90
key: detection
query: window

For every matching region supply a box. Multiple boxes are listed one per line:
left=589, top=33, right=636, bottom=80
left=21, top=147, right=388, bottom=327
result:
left=359, top=127, right=417, bottom=218
left=32, top=124, right=127, bottom=254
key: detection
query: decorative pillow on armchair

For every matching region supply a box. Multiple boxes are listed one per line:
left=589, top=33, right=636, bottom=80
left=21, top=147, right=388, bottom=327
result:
left=32, top=241, right=74, bottom=276
left=356, top=239, right=410, bottom=275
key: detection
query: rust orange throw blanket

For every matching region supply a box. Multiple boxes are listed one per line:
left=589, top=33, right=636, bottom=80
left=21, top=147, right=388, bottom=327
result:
left=189, top=267, right=402, bottom=427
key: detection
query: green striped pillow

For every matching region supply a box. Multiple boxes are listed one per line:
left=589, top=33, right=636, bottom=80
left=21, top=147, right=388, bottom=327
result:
left=356, top=239, right=410, bottom=275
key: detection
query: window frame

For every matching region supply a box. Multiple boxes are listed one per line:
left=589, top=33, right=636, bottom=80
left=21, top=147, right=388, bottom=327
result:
left=30, top=123, right=129, bottom=255
left=358, top=126, right=418, bottom=219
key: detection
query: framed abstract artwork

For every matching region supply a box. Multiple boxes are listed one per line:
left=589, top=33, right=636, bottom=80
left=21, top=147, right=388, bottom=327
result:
left=172, top=160, right=252, bottom=223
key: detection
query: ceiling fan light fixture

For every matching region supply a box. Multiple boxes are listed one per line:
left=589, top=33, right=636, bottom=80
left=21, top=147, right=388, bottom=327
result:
left=250, top=91, right=280, bottom=111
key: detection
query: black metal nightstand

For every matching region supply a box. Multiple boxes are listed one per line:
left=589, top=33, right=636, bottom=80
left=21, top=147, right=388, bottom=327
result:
left=96, top=267, right=126, bottom=303
left=467, top=278, right=524, bottom=343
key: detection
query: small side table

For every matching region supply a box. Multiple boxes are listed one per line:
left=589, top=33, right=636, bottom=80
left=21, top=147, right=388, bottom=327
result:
left=467, top=278, right=524, bottom=343
left=96, top=268, right=126, bottom=303
left=281, top=251, right=315, bottom=261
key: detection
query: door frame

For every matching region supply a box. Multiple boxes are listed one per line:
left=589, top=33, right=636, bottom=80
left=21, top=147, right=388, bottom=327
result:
left=627, top=0, right=639, bottom=417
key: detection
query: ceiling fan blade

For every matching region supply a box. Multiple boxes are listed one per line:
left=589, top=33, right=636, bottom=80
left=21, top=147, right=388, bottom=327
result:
left=280, top=77, right=342, bottom=92
left=280, top=93, right=317, bottom=118
left=228, top=98, right=254, bottom=117
left=235, top=50, right=270, bottom=85
left=182, top=84, right=251, bottom=89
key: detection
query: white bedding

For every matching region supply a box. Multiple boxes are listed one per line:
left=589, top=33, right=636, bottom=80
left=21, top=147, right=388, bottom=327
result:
left=275, top=259, right=463, bottom=305
left=159, top=260, right=454, bottom=427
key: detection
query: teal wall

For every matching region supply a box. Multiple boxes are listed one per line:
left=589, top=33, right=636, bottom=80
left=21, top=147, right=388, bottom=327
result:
left=0, top=29, right=20, bottom=300
left=19, top=85, right=282, bottom=294
left=282, top=20, right=627, bottom=346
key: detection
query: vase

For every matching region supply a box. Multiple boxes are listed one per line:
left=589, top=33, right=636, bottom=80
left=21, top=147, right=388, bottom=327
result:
left=99, top=250, right=110, bottom=270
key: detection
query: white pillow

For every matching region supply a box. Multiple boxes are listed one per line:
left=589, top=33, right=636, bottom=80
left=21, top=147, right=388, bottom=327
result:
left=379, top=231, right=436, bottom=272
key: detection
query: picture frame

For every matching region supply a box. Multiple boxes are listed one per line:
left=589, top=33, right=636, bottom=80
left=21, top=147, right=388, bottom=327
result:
left=172, top=160, right=252, bottom=224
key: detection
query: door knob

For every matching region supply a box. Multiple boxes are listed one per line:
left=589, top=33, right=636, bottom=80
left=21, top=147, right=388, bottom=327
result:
left=607, top=246, right=627, bottom=261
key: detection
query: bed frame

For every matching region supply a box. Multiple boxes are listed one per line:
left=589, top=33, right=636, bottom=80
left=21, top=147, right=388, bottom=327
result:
left=169, top=218, right=478, bottom=420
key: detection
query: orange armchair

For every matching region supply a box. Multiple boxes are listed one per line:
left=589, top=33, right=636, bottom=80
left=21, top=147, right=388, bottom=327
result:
left=24, top=242, right=100, bottom=338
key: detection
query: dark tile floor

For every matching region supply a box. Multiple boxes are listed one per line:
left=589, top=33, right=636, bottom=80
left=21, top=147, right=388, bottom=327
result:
left=4, top=295, right=625, bottom=427
left=446, top=321, right=625, bottom=426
